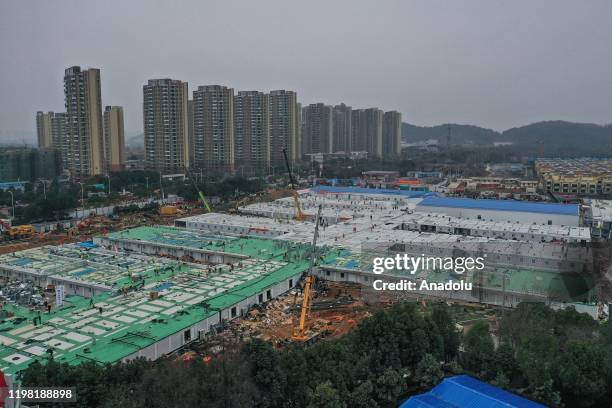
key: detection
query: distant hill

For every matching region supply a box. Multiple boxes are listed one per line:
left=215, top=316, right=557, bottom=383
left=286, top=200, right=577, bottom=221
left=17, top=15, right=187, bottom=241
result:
left=126, top=133, right=144, bottom=149
left=402, top=120, right=612, bottom=156
left=402, top=123, right=499, bottom=145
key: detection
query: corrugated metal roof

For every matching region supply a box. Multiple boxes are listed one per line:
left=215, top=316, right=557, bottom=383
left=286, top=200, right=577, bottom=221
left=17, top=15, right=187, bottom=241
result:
left=418, top=197, right=578, bottom=216
left=311, top=185, right=434, bottom=197
left=399, top=375, right=546, bottom=408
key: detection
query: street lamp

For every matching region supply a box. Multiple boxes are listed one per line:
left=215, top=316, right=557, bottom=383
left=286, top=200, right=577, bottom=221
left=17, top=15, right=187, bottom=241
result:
left=105, top=174, right=111, bottom=198
left=40, top=180, right=47, bottom=200
left=8, top=190, right=14, bottom=220
left=77, top=182, right=84, bottom=218
left=159, top=172, right=164, bottom=201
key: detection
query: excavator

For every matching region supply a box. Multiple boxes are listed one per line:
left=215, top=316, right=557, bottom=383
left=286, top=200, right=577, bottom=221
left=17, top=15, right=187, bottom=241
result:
left=292, top=204, right=323, bottom=341
left=282, top=148, right=307, bottom=221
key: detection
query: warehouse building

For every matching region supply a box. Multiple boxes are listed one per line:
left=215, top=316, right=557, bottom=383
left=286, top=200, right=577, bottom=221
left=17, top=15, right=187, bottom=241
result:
left=400, top=375, right=545, bottom=408
left=0, top=232, right=310, bottom=382
left=398, top=212, right=590, bottom=243
left=415, top=197, right=580, bottom=226
left=585, top=199, right=612, bottom=239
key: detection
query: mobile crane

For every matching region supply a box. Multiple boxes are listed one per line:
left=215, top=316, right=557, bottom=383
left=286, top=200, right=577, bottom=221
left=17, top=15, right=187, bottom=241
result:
left=292, top=204, right=322, bottom=341
left=282, top=148, right=307, bottom=221
left=0, top=219, right=35, bottom=241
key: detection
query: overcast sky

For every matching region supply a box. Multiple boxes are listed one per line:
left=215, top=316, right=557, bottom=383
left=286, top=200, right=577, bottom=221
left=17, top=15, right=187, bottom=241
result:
left=1, top=0, right=611, bottom=142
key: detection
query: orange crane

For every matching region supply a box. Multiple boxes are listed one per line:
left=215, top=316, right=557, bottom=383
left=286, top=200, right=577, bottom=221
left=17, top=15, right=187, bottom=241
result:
left=292, top=204, right=323, bottom=341
left=282, top=148, right=307, bottom=221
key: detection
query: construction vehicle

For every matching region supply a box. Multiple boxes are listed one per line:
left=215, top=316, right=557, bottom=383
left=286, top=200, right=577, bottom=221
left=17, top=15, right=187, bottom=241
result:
left=1, top=219, right=36, bottom=241
left=160, top=205, right=184, bottom=216
left=292, top=204, right=322, bottom=341
left=229, top=196, right=252, bottom=214
left=282, top=148, right=307, bottom=221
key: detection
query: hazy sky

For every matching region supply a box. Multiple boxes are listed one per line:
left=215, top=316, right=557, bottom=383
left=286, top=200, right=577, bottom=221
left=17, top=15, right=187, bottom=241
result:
left=1, top=0, right=611, bottom=141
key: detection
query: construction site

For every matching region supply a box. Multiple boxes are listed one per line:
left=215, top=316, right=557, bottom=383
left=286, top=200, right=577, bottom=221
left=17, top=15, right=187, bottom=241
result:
left=0, top=183, right=609, bottom=386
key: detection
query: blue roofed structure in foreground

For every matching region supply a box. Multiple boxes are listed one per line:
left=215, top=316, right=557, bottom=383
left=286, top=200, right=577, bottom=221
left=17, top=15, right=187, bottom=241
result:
left=418, top=197, right=578, bottom=216
left=399, top=375, right=546, bottom=408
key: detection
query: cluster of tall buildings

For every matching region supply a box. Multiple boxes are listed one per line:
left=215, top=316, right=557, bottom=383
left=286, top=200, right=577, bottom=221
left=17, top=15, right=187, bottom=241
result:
left=143, top=81, right=300, bottom=174
left=144, top=80, right=402, bottom=175
left=301, top=104, right=401, bottom=160
left=35, top=66, right=402, bottom=177
left=36, top=66, right=125, bottom=178
left=0, top=148, right=60, bottom=183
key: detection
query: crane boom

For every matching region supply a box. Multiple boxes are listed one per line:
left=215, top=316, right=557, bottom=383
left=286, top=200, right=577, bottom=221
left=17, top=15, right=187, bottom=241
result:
left=292, top=204, right=322, bottom=341
left=282, top=148, right=306, bottom=221
left=186, top=170, right=212, bottom=212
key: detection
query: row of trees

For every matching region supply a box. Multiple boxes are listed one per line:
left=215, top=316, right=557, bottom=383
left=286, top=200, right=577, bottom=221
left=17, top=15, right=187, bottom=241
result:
left=20, top=302, right=612, bottom=407
left=464, top=303, right=612, bottom=407
left=0, top=171, right=267, bottom=224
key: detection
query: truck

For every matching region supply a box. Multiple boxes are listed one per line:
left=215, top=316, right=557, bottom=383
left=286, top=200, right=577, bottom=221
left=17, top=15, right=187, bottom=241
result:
left=0, top=220, right=36, bottom=240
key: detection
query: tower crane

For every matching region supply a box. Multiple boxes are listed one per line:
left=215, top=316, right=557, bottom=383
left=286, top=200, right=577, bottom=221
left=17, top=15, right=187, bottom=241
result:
left=292, top=204, right=323, bottom=341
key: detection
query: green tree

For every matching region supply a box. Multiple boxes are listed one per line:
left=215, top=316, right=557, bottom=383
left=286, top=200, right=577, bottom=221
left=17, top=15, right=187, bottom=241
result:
left=557, top=340, right=608, bottom=407
left=307, top=381, right=345, bottom=408
left=516, top=329, right=557, bottom=389
left=374, top=368, right=406, bottom=405
left=347, top=381, right=378, bottom=408
left=461, top=321, right=494, bottom=376
left=492, top=343, right=517, bottom=381
left=414, top=354, right=444, bottom=388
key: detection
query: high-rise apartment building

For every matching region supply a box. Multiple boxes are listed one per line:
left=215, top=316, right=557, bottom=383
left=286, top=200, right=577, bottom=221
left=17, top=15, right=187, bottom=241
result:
left=53, top=113, right=67, bottom=171
left=36, top=112, right=53, bottom=148
left=63, top=66, right=104, bottom=177
left=302, top=103, right=333, bottom=155
left=296, top=102, right=302, bottom=160
left=332, top=104, right=352, bottom=153
left=0, top=148, right=60, bottom=182
left=365, top=108, right=383, bottom=158
left=234, top=91, right=269, bottom=170
left=192, top=85, right=234, bottom=172
left=187, top=99, right=195, bottom=167
left=143, top=79, right=189, bottom=174
left=50, top=113, right=66, bottom=154
left=382, top=111, right=402, bottom=158
left=269, top=90, right=299, bottom=166
left=35, top=111, right=67, bottom=166
left=103, top=106, right=126, bottom=172
left=351, top=109, right=367, bottom=152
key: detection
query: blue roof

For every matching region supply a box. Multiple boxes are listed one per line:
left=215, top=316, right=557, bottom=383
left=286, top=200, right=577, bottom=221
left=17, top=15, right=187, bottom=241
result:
left=312, top=185, right=435, bottom=198
left=417, top=197, right=578, bottom=216
left=399, top=375, right=546, bottom=408
left=78, top=241, right=98, bottom=248
left=0, top=181, right=29, bottom=189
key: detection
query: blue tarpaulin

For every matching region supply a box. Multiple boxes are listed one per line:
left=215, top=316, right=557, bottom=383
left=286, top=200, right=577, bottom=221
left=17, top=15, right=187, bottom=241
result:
left=399, top=375, right=546, bottom=408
